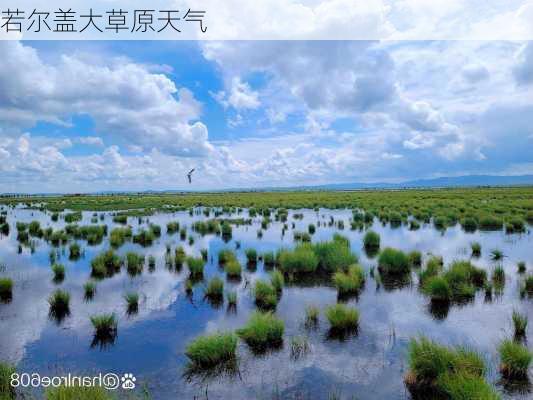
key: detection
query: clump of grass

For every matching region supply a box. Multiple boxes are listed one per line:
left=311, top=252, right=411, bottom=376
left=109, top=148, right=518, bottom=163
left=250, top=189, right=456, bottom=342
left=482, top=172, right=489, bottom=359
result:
left=166, top=221, right=180, bottom=234
left=51, top=264, right=66, bottom=282
left=236, top=312, right=284, bottom=352
left=200, top=248, right=208, bottom=260
left=499, top=339, right=532, bottom=379
left=0, top=362, right=16, bottom=400
left=517, top=261, right=526, bottom=274
left=109, top=226, right=132, bottom=247
left=187, top=256, right=205, bottom=279
left=132, top=228, right=156, bottom=246
left=83, top=281, right=96, bottom=300
left=290, top=335, right=310, bottom=359
left=227, top=291, right=237, bottom=308
left=407, top=251, right=422, bottom=267
left=325, top=303, right=359, bottom=333
left=48, top=289, right=70, bottom=321
left=205, top=277, right=224, bottom=302
left=471, top=242, right=481, bottom=257
left=492, top=266, right=505, bottom=286
left=363, top=230, right=380, bottom=250
left=0, top=277, right=13, bottom=301
left=174, top=246, right=186, bottom=269
left=185, top=332, right=237, bottom=370
left=405, top=336, right=488, bottom=397
left=90, top=313, right=117, bottom=339
left=423, top=276, right=452, bottom=303
left=263, top=251, right=276, bottom=267
left=378, top=248, right=409, bottom=275
left=305, top=305, right=319, bottom=327
left=437, top=372, right=500, bottom=400
left=45, top=385, right=112, bottom=399
left=245, top=248, right=258, bottom=264
left=91, top=250, right=122, bottom=279
left=512, top=310, right=528, bottom=338
left=332, top=264, right=365, bottom=296
left=218, top=249, right=235, bottom=264
left=278, top=244, right=320, bottom=274
left=125, top=252, right=144, bottom=276
left=490, top=249, right=504, bottom=261
left=313, top=235, right=358, bottom=272
left=308, top=224, right=316, bottom=234
left=254, top=279, right=278, bottom=310
left=124, top=292, right=139, bottom=314
left=69, top=243, right=81, bottom=260
left=270, top=270, right=284, bottom=293
left=225, top=259, right=242, bottom=280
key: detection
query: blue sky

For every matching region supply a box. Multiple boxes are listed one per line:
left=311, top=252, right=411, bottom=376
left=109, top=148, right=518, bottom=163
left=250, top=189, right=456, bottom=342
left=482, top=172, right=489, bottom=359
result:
left=0, top=40, right=532, bottom=193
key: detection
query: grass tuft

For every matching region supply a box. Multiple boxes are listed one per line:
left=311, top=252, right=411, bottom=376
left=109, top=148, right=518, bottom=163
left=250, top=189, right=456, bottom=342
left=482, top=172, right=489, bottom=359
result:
left=185, top=332, right=237, bottom=369
left=236, top=312, right=284, bottom=352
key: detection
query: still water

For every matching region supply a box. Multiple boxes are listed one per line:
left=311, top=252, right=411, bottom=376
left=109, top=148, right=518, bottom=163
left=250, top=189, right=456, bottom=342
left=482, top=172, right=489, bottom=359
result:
left=0, top=206, right=532, bottom=399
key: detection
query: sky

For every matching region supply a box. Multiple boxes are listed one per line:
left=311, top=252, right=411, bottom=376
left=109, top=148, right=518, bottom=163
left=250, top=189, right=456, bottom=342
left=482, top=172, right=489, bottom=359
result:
left=0, top=39, right=533, bottom=193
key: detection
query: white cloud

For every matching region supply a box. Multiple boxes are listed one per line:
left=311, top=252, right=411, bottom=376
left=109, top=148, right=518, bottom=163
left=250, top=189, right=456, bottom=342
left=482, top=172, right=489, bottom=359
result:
left=77, top=136, right=104, bottom=146
left=513, top=41, right=533, bottom=85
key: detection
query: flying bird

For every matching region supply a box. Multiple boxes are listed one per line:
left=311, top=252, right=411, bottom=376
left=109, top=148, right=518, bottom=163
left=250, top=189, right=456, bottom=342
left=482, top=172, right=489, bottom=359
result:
left=187, top=168, right=195, bottom=184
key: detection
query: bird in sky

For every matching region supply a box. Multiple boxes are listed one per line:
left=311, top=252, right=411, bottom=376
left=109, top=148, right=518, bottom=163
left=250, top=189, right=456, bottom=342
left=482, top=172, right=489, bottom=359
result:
left=187, top=168, right=195, bottom=184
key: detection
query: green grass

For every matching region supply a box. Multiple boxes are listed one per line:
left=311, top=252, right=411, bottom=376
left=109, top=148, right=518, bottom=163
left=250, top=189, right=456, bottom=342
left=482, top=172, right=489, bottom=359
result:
left=491, top=265, right=505, bottom=285
left=132, top=228, right=156, bottom=246
left=51, top=264, right=66, bottom=282
left=363, top=230, right=380, bottom=250
left=109, top=226, right=132, bottom=247
left=470, top=242, right=481, bottom=257
left=278, top=244, right=319, bottom=274
left=124, top=292, right=139, bottom=314
left=406, top=337, right=487, bottom=393
left=0, top=277, right=13, bottom=301
left=437, top=372, right=500, bottom=400
left=498, top=339, right=532, bottom=379
left=290, top=335, right=310, bottom=359
left=0, top=362, right=16, bottom=400
left=254, top=279, right=278, bottom=310
left=185, top=332, right=237, bottom=369
left=125, top=252, right=144, bottom=276
left=407, top=251, right=422, bottom=267
left=332, top=264, right=365, bottom=295
left=378, top=248, right=409, bottom=275
left=68, top=242, right=81, bottom=259
left=236, top=312, right=284, bottom=351
left=187, top=256, right=205, bottom=279
left=83, top=281, right=96, bottom=300
left=227, top=291, right=237, bottom=307
left=48, top=289, right=70, bottom=319
left=90, top=313, right=117, bottom=337
left=423, top=276, right=452, bottom=302
left=512, top=310, right=528, bottom=338
left=91, top=250, right=122, bottom=279
left=263, top=251, right=276, bottom=267
left=517, top=261, right=526, bottom=274
left=225, top=259, right=242, bottom=279
left=313, top=236, right=358, bottom=272
left=490, top=249, right=504, bottom=261
left=45, top=385, right=113, bottom=400
left=305, top=305, right=320, bottom=327
left=205, top=277, right=224, bottom=300
left=270, top=270, right=285, bottom=292
left=245, top=248, right=258, bottom=264
left=325, top=303, right=359, bottom=332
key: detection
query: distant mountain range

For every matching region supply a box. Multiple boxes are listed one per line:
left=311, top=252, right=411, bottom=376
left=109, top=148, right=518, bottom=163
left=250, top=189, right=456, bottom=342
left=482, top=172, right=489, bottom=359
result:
left=298, top=175, right=533, bottom=191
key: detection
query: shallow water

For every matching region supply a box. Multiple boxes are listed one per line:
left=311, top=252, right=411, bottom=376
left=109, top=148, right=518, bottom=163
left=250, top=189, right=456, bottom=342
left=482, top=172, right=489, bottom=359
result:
left=0, top=206, right=532, bottom=399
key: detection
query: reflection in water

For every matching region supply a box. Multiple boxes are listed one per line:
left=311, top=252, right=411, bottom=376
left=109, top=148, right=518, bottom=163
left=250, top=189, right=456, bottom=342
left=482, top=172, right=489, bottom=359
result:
left=0, top=206, right=531, bottom=399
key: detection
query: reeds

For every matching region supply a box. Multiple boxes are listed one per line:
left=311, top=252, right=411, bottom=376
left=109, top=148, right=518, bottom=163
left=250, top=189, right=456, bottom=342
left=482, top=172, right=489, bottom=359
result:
left=124, top=292, right=139, bottom=314
left=205, top=277, right=224, bottom=302
left=499, top=339, right=532, bottom=379
left=378, top=248, right=409, bottom=275
left=254, top=279, right=278, bottom=310
left=48, top=289, right=70, bottom=322
left=270, top=270, right=285, bottom=293
left=363, top=230, right=380, bottom=250
left=325, top=303, right=359, bottom=333
left=51, top=264, right=66, bottom=283
left=187, top=256, right=205, bottom=279
left=83, top=281, right=96, bottom=300
left=332, top=264, right=365, bottom=295
left=90, top=313, right=118, bottom=343
left=512, top=310, right=528, bottom=338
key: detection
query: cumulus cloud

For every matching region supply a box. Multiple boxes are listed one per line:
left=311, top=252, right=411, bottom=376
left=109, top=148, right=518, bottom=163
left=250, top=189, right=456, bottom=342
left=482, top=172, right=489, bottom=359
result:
left=0, top=41, right=212, bottom=157
left=77, top=136, right=104, bottom=146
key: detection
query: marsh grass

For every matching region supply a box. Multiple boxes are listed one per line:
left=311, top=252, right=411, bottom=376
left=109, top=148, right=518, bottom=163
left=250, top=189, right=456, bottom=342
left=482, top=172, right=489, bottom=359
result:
left=227, top=291, right=237, bottom=309
left=83, top=281, right=96, bottom=301
left=187, top=257, right=205, bottom=279
left=305, top=305, right=319, bottom=328
left=471, top=242, right=481, bottom=257
left=225, top=259, right=242, bottom=280
left=492, top=266, right=505, bottom=286
left=48, top=289, right=70, bottom=323
left=109, top=226, right=132, bottom=248
left=363, top=230, right=380, bottom=250
left=278, top=244, right=319, bottom=274
left=332, top=264, right=365, bottom=296
left=91, top=250, right=122, bottom=279
left=236, top=312, right=284, bottom=353
left=517, top=261, right=526, bottom=274
left=205, top=277, right=224, bottom=304
left=185, top=332, right=237, bottom=369
left=405, top=336, right=488, bottom=398
left=0, top=277, right=13, bottom=302
left=263, top=251, right=276, bottom=268
left=68, top=243, right=81, bottom=260
left=490, top=249, right=504, bottom=261
left=126, top=252, right=145, bottom=276
left=378, top=248, right=409, bottom=276
left=512, top=310, right=528, bottom=339
left=90, top=313, right=117, bottom=348
left=45, top=385, right=112, bottom=400
left=51, top=264, right=66, bottom=283
left=254, top=279, right=278, bottom=310
left=499, top=339, right=532, bottom=379
left=313, top=236, right=358, bottom=272
left=0, top=362, right=16, bottom=400
left=124, top=292, right=139, bottom=315
left=407, top=251, right=422, bottom=267
left=132, top=229, right=156, bottom=246
left=245, top=248, right=258, bottom=264
left=290, top=336, right=310, bottom=360
left=437, top=372, right=500, bottom=400
left=325, top=304, right=359, bottom=336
